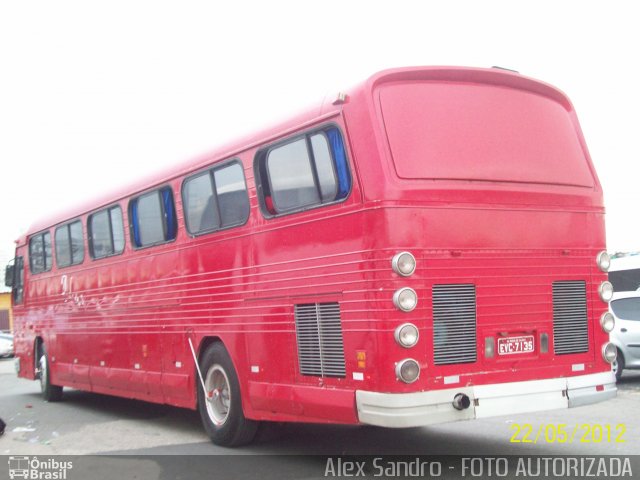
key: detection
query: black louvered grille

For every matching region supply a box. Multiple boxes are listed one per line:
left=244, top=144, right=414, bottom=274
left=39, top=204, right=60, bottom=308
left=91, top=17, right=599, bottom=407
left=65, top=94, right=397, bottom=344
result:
left=294, top=302, right=346, bottom=378
left=552, top=280, right=589, bottom=355
left=433, top=284, right=477, bottom=365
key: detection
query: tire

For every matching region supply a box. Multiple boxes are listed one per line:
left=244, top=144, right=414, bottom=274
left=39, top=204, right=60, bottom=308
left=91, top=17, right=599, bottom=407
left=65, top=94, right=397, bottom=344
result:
left=197, top=343, right=258, bottom=446
left=613, top=349, right=625, bottom=382
left=39, top=345, right=63, bottom=402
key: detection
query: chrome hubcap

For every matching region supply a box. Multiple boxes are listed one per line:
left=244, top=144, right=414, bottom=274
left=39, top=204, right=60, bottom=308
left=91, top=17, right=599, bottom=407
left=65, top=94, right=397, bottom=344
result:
left=204, top=364, right=230, bottom=425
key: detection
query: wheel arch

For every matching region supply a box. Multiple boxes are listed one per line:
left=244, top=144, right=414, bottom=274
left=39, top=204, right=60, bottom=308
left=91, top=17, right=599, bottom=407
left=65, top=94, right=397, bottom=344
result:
left=197, top=336, right=225, bottom=363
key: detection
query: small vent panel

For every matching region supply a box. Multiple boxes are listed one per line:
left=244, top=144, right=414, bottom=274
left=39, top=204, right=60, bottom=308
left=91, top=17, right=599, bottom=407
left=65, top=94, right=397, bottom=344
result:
left=433, top=284, right=477, bottom=365
left=294, top=302, right=346, bottom=378
left=552, top=280, right=589, bottom=355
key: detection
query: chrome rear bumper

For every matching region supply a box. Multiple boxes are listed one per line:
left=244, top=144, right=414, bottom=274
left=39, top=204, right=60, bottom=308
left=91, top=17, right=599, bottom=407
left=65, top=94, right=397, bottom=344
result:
left=356, top=371, right=616, bottom=428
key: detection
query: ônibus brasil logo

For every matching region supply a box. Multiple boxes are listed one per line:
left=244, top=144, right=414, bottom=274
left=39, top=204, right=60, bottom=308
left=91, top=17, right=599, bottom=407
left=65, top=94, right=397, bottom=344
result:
left=8, top=456, right=73, bottom=480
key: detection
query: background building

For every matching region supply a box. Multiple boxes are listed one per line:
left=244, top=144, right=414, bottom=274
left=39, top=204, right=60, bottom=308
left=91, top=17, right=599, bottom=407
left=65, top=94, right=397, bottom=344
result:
left=0, top=291, right=12, bottom=332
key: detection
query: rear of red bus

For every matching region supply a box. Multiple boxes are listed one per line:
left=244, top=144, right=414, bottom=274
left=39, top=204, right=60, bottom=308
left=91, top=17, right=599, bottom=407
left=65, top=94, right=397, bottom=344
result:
left=343, top=67, right=616, bottom=427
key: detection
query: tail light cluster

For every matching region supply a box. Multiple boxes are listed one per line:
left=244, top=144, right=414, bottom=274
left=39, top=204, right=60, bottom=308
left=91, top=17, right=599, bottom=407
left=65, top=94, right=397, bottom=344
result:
left=391, top=252, right=420, bottom=383
left=387, top=250, right=617, bottom=383
left=597, top=250, right=616, bottom=365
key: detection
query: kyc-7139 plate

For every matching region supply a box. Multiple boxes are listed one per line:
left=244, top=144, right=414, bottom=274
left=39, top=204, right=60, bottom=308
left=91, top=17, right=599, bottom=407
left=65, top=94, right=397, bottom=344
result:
left=497, top=335, right=535, bottom=355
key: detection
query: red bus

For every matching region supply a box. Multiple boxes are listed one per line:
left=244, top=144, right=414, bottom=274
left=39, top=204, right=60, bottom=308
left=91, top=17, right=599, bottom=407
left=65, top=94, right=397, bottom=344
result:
left=5, top=66, right=617, bottom=446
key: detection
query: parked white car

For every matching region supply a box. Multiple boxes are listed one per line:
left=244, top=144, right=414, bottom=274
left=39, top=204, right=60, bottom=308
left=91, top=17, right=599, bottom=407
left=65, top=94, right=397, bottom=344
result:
left=0, top=333, right=13, bottom=358
left=609, top=292, right=640, bottom=381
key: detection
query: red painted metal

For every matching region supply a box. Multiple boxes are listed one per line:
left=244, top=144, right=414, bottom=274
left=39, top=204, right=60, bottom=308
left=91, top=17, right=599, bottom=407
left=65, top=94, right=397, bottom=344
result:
left=11, top=67, right=609, bottom=424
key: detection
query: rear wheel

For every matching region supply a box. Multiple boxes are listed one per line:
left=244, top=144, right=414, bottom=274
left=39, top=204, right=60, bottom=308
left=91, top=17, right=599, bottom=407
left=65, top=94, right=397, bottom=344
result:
left=612, top=349, right=625, bottom=382
left=197, top=343, right=258, bottom=446
left=39, top=345, right=63, bottom=402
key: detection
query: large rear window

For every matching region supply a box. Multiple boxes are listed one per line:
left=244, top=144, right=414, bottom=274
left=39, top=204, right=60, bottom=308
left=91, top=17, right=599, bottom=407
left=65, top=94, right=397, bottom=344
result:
left=379, top=82, right=594, bottom=187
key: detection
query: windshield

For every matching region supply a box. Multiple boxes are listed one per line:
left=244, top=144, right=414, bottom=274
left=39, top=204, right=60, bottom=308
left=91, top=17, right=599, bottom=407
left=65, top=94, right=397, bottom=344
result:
left=379, top=82, right=594, bottom=187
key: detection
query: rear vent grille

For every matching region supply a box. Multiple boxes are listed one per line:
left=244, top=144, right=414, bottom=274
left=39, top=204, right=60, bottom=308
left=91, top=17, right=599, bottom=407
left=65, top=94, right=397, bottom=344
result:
left=552, top=280, right=589, bottom=355
left=294, top=302, right=346, bottom=378
left=433, top=284, right=477, bottom=365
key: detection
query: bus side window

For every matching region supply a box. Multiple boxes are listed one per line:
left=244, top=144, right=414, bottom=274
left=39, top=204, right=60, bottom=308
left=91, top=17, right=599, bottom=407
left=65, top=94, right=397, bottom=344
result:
left=182, top=160, right=250, bottom=236
left=257, top=125, right=351, bottom=216
left=184, top=171, right=219, bottom=234
left=129, top=187, right=177, bottom=248
left=29, top=232, right=53, bottom=274
left=213, top=162, right=250, bottom=227
left=55, top=220, right=85, bottom=268
left=88, top=205, right=125, bottom=259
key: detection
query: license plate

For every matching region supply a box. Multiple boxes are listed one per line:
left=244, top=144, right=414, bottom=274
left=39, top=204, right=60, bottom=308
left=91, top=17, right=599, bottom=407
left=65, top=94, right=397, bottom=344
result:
left=497, top=335, right=535, bottom=355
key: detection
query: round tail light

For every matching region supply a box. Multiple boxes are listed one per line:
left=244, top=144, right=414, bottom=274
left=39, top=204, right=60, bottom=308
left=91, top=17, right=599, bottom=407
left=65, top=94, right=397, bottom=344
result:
left=598, top=282, right=614, bottom=303
left=393, top=288, right=417, bottom=312
left=602, top=342, right=617, bottom=364
left=394, top=323, right=419, bottom=348
left=392, top=252, right=416, bottom=276
left=600, top=312, right=615, bottom=333
left=395, top=358, right=420, bottom=383
left=596, top=251, right=611, bottom=272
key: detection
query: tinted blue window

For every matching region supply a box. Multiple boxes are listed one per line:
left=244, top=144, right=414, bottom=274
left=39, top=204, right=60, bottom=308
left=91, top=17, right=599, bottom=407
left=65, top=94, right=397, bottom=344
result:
left=326, top=127, right=351, bottom=199
left=260, top=126, right=351, bottom=215
left=130, top=187, right=176, bottom=248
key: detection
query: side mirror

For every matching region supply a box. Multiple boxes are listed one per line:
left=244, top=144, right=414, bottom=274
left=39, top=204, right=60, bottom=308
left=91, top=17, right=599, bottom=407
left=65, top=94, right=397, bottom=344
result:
left=4, top=264, right=14, bottom=288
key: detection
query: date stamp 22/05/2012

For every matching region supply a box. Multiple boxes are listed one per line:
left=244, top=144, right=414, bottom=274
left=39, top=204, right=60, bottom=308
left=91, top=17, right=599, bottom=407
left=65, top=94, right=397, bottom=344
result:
left=509, top=423, right=626, bottom=444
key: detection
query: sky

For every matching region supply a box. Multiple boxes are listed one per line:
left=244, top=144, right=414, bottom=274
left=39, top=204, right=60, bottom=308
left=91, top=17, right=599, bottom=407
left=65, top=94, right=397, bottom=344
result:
left=1, top=1, right=639, bottom=284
